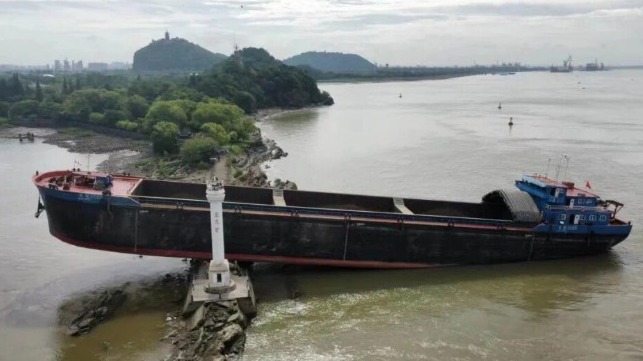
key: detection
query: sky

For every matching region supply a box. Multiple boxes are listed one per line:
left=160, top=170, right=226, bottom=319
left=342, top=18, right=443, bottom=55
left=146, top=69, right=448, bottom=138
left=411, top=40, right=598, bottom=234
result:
left=1, top=0, right=642, bottom=67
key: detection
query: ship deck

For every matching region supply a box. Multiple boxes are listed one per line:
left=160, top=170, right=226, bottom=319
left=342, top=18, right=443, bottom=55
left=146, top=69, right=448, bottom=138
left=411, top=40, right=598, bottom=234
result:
left=34, top=170, right=522, bottom=223
left=34, top=170, right=142, bottom=197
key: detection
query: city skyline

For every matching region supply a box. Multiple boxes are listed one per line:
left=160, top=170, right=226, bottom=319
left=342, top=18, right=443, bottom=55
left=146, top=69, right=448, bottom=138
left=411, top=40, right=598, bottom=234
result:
left=1, top=0, right=642, bottom=67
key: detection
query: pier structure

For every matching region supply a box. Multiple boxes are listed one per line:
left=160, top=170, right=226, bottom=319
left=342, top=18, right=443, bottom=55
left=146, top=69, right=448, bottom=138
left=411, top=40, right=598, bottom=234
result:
left=18, top=132, right=35, bottom=142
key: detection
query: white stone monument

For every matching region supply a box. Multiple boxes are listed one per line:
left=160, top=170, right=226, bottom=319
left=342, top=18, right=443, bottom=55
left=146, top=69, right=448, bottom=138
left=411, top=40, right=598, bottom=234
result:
left=205, top=178, right=233, bottom=293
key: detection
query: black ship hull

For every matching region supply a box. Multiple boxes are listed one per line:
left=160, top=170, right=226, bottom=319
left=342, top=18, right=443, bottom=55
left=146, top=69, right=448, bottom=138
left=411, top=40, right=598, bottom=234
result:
left=39, top=185, right=627, bottom=269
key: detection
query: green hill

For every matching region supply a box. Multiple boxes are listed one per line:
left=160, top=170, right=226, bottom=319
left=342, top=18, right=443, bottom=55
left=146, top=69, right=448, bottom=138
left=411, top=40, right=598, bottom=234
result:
left=193, top=47, right=334, bottom=110
left=133, top=34, right=227, bottom=72
left=283, top=51, right=376, bottom=74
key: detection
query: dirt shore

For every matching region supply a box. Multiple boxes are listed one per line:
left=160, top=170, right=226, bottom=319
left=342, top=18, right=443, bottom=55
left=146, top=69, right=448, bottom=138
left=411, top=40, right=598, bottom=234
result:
left=3, top=109, right=297, bottom=189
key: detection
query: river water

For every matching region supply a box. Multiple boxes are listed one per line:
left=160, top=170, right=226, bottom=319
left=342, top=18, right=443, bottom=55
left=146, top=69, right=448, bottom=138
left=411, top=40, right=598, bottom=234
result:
left=0, top=140, right=184, bottom=360
left=1, top=70, right=642, bottom=360
left=248, top=70, right=643, bottom=360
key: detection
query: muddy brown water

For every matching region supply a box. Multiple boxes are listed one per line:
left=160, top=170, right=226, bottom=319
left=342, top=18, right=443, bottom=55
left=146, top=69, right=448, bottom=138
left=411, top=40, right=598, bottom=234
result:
left=1, top=70, right=643, bottom=360
left=252, top=70, right=643, bottom=360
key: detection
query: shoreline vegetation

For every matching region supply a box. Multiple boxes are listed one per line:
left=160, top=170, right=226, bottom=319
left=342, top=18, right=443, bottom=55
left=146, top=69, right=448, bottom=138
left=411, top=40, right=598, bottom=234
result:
left=0, top=107, right=295, bottom=187
left=0, top=107, right=296, bottom=361
left=0, top=47, right=333, bottom=360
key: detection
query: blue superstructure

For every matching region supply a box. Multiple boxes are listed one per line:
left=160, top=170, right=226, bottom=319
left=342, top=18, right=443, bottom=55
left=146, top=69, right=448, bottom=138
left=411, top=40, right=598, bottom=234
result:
left=515, top=175, right=629, bottom=236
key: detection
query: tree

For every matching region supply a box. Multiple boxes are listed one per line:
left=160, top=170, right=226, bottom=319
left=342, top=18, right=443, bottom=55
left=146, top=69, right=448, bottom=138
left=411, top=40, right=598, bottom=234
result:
left=159, top=86, right=206, bottom=102
left=180, top=135, right=217, bottom=166
left=99, top=90, right=125, bottom=112
left=151, top=121, right=179, bottom=154
left=143, top=101, right=188, bottom=133
left=125, top=95, right=149, bottom=120
left=192, top=47, right=333, bottom=109
left=38, top=101, right=63, bottom=120
left=166, top=99, right=197, bottom=119
left=8, top=100, right=40, bottom=122
left=103, top=109, right=127, bottom=126
left=35, top=81, right=43, bottom=102
left=0, top=78, right=7, bottom=100
left=9, top=73, right=23, bottom=97
left=233, top=91, right=256, bottom=114
left=189, top=101, right=244, bottom=131
left=0, top=101, right=9, bottom=117
left=128, top=78, right=174, bottom=102
left=63, top=89, right=101, bottom=121
left=62, top=77, right=69, bottom=95
left=200, top=122, right=230, bottom=145
left=320, top=91, right=334, bottom=105
left=229, top=117, right=256, bottom=141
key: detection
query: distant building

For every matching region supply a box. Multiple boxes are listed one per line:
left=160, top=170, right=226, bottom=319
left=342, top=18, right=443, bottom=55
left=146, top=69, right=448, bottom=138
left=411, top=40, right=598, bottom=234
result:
left=54, top=60, right=61, bottom=73
left=63, top=59, right=70, bottom=73
left=165, top=30, right=170, bottom=40
left=87, top=62, right=109, bottom=71
left=71, top=60, right=82, bottom=72
left=109, top=61, right=131, bottom=70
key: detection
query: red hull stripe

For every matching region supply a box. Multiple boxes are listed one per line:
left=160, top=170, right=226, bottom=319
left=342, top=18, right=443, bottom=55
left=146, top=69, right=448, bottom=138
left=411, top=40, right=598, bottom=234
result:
left=51, top=231, right=450, bottom=269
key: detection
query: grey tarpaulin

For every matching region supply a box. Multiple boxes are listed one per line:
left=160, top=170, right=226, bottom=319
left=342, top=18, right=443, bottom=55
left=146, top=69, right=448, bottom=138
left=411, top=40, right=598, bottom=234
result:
left=482, top=189, right=542, bottom=223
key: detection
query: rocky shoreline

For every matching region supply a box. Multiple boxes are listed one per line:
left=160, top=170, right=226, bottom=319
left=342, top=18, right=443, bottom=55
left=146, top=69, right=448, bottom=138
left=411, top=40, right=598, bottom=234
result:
left=4, top=109, right=296, bottom=360
left=0, top=109, right=297, bottom=190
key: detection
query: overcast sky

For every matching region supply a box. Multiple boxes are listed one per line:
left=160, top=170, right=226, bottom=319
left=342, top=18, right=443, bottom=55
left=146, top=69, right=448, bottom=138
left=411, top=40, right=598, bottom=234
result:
left=1, top=0, right=642, bottom=66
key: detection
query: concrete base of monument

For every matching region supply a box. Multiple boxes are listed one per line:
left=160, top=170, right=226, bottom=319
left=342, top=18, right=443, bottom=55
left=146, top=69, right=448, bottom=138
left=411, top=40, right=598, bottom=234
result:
left=182, top=260, right=257, bottom=319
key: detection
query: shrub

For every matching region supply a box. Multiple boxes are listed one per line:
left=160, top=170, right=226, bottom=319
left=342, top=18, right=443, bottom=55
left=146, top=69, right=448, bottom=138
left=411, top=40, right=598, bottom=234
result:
left=151, top=121, right=179, bottom=154
left=89, top=112, right=105, bottom=124
left=180, top=136, right=218, bottom=165
left=115, top=120, right=139, bottom=131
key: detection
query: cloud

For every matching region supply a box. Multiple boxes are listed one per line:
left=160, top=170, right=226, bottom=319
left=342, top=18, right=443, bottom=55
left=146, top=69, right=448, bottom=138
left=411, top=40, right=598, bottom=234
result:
left=0, top=0, right=642, bottom=65
left=431, top=1, right=643, bottom=17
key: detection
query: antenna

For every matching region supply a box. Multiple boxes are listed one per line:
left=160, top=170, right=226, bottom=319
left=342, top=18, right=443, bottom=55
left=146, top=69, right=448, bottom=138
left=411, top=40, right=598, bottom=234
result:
left=554, top=156, right=562, bottom=181
left=545, top=158, right=551, bottom=178
left=563, top=155, right=570, bottom=180
left=553, top=155, right=569, bottom=181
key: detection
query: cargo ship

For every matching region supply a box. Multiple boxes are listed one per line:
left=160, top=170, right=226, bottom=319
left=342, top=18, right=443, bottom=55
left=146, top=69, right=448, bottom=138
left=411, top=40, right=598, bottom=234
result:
left=33, top=170, right=632, bottom=269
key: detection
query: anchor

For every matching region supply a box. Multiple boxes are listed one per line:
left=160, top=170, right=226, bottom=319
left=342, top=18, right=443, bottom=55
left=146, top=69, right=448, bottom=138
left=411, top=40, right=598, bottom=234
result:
left=34, top=198, right=45, bottom=218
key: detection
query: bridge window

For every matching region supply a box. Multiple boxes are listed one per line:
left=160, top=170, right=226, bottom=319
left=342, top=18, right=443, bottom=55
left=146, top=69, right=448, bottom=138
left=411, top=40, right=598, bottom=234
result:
left=579, top=215, right=585, bottom=221
left=589, top=215, right=596, bottom=222
left=599, top=215, right=607, bottom=222
left=578, top=198, right=584, bottom=204
left=559, top=214, right=566, bottom=221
